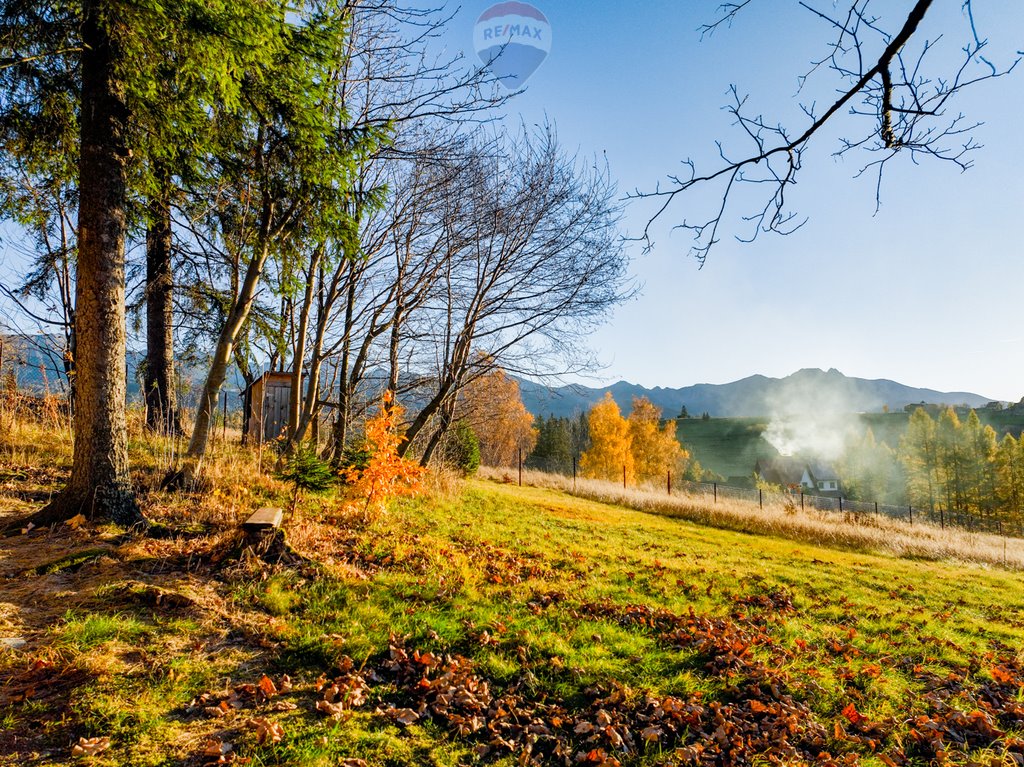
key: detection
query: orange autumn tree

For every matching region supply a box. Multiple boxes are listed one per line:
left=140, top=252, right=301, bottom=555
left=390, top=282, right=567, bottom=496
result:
left=460, top=369, right=538, bottom=467
left=345, top=390, right=425, bottom=514
left=580, top=392, right=633, bottom=483
left=628, top=396, right=687, bottom=483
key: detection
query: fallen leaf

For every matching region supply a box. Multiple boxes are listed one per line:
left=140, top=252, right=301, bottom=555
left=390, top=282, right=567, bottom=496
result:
left=391, top=708, right=420, bottom=726
left=841, top=702, right=863, bottom=725
left=991, top=665, right=1015, bottom=684
left=201, top=738, right=233, bottom=757
left=258, top=674, right=278, bottom=698
left=71, top=737, right=111, bottom=757
left=65, top=514, right=87, bottom=529
left=641, top=725, right=662, bottom=742
left=248, top=717, right=284, bottom=745
left=317, top=699, right=346, bottom=720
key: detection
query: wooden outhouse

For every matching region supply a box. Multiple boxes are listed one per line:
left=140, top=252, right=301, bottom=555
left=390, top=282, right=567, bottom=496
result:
left=242, top=371, right=298, bottom=444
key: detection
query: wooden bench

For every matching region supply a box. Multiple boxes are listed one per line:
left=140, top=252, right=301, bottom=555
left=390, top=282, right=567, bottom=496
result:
left=243, top=507, right=283, bottom=532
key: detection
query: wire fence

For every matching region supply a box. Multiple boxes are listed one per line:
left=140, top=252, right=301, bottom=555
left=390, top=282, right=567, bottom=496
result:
left=521, top=455, right=1023, bottom=539
left=669, top=478, right=1021, bottom=537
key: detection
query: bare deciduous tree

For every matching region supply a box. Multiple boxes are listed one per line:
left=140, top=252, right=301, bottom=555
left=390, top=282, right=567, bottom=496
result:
left=637, top=0, right=1019, bottom=264
left=399, top=125, right=632, bottom=464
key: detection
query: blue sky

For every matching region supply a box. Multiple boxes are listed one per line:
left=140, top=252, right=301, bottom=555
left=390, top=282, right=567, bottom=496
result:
left=1, top=2, right=1019, bottom=402
left=440, top=1, right=1024, bottom=401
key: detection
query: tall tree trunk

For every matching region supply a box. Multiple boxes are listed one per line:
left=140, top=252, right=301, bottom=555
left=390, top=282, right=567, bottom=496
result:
left=398, top=329, right=473, bottom=458
left=186, top=234, right=272, bottom=462
left=287, top=246, right=321, bottom=443
left=144, top=172, right=181, bottom=434
left=420, top=400, right=455, bottom=467
left=331, top=275, right=357, bottom=466
left=21, top=0, right=142, bottom=528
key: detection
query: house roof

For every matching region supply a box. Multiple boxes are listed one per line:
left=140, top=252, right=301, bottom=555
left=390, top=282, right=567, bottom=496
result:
left=756, top=457, right=840, bottom=487
left=755, top=457, right=807, bottom=486
left=806, top=461, right=839, bottom=482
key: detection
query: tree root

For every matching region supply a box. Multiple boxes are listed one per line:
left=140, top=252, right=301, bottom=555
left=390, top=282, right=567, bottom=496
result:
left=1, top=484, right=147, bottom=538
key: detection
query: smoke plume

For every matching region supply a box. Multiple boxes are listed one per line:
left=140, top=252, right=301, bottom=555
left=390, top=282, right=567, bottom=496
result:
left=761, top=369, right=861, bottom=460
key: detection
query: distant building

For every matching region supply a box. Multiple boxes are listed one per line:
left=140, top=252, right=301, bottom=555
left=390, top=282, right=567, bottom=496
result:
left=754, top=457, right=841, bottom=496
left=241, top=371, right=302, bottom=444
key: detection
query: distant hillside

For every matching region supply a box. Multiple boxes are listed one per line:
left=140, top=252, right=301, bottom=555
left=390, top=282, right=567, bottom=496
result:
left=516, top=368, right=996, bottom=418
left=0, top=333, right=243, bottom=407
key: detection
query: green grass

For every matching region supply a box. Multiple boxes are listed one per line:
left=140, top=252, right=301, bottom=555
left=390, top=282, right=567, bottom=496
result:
left=675, top=416, right=774, bottom=479
left=231, top=480, right=1024, bottom=765
left=5, top=478, right=1024, bottom=765
left=52, top=610, right=152, bottom=651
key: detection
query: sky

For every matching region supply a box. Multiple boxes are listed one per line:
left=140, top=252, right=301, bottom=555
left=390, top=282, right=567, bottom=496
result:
left=427, top=0, right=1024, bottom=401
left=1, top=2, right=1021, bottom=403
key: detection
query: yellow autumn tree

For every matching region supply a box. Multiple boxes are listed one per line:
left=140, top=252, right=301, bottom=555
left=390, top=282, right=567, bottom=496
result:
left=460, top=369, right=538, bottom=467
left=627, top=396, right=687, bottom=483
left=580, top=392, right=633, bottom=483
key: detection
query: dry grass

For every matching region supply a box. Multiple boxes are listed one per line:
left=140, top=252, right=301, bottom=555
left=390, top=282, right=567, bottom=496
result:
left=0, top=391, right=73, bottom=468
left=477, top=465, right=1024, bottom=569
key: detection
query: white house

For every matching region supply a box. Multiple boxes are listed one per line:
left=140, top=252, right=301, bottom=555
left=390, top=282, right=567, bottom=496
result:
left=755, top=457, right=841, bottom=496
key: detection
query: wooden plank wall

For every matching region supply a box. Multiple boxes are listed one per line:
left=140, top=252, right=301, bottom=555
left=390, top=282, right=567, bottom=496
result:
left=263, top=380, right=291, bottom=441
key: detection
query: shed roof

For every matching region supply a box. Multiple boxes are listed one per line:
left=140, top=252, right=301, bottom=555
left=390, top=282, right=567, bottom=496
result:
left=241, top=370, right=296, bottom=395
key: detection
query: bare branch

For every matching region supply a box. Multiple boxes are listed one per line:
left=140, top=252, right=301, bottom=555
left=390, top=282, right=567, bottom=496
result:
left=636, top=0, right=1020, bottom=265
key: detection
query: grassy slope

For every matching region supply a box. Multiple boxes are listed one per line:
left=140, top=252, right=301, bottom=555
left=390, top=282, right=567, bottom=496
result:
left=677, top=410, right=1024, bottom=483
left=5, top=472, right=1024, bottom=766
left=675, top=417, right=774, bottom=479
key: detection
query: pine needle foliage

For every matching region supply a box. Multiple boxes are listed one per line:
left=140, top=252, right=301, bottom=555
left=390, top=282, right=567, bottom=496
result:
left=280, top=443, right=333, bottom=514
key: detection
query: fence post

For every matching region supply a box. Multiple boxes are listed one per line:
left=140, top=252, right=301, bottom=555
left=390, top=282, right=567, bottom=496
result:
left=623, top=465, right=626, bottom=489
left=940, top=508, right=945, bottom=529
left=759, top=488, right=762, bottom=510
left=572, top=456, right=576, bottom=491
left=909, top=505, right=913, bottom=525
left=667, top=470, right=671, bottom=496
left=839, top=496, right=843, bottom=513
left=874, top=501, right=878, bottom=515
left=518, top=449, right=522, bottom=487
left=222, top=392, right=228, bottom=443
left=800, top=491, right=804, bottom=511
left=713, top=483, right=717, bottom=503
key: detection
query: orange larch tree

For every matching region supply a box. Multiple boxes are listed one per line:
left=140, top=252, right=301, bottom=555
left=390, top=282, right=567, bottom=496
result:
left=580, top=392, right=633, bottom=483
left=460, top=369, right=538, bottom=467
left=627, top=396, right=687, bottom=483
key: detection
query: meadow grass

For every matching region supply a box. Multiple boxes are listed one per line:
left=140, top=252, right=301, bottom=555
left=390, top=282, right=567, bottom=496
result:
left=3, top=420, right=1024, bottom=765
left=478, top=465, right=1024, bottom=569
left=208, top=479, right=1024, bottom=765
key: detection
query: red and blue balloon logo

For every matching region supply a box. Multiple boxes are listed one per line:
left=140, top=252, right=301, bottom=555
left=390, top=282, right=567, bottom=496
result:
left=473, top=2, right=551, bottom=89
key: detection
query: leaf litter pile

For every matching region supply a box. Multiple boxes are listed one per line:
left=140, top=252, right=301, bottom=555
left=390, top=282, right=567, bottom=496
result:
left=174, top=588, right=1024, bottom=767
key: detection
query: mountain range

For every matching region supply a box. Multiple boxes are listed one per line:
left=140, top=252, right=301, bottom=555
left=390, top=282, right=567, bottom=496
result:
left=515, top=368, right=997, bottom=419
left=2, top=334, right=999, bottom=419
